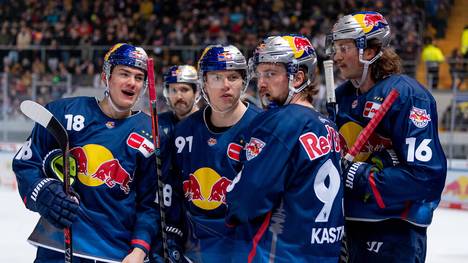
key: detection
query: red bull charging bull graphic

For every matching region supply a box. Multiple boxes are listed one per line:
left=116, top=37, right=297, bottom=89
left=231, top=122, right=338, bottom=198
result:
left=409, top=106, right=431, bottom=128
left=183, top=167, right=232, bottom=210
left=353, top=12, right=388, bottom=34
left=441, top=171, right=468, bottom=210
left=71, top=144, right=132, bottom=194
left=284, top=35, right=315, bottom=59
left=339, top=121, right=392, bottom=162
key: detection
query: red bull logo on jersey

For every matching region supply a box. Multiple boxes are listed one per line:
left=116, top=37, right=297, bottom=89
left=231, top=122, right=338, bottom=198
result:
left=299, top=125, right=340, bottom=161
left=72, top=144, right=132, bottom=194
left=183, top=167, right=232, bottom=210
left=245, top=137, right=266, bottom=161
left=339, top=121, right=392, bottom=161
left=409, top=106, right=431, bottom=128
left=127, top=132, right=154, bottom=157
left=227, top=143, right=242, bottom=161
left=105, top=121, right=115, bottom=129
left=183, top=173, right=204, bottom=201
left=207, top=137, right=217, bottom=146
left=363, top=101, right=381, bottom=118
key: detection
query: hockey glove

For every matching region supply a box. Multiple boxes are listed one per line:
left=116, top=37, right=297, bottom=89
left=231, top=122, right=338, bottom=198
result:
left=43, top=149, right=78, bottom=185
left=31, top=178, right=79, bottom=229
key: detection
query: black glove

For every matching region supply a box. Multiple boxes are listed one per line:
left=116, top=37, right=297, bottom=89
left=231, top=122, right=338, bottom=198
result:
left=341, top=149, right=399, bottom=202
left=31, top=178, right=79, bottom=229
left=341, top=158, right=377, bottom=200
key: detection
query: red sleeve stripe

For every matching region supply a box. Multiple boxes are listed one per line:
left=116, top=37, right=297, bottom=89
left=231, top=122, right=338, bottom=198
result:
left=248, top=211, right=272, bottom=263
left=369, top=172, right=386, bottom=209
left=131, top=239, right=150, bottom=251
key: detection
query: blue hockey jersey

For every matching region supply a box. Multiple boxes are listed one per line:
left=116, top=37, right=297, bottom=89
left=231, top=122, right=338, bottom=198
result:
left=226, top=104, right=345, bottom=263
left=335, top=75, right=447, bottom=226
left=172, top=104, right=261, bottom=262
left=151, top=111, right=186, bottom=262
left=12, top=97, right=159, bottom=262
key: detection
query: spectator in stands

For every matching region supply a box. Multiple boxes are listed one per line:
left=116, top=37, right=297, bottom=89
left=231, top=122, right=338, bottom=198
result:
left=422, top=37, right=445, bottom=89
left=462, top=25, right=468, bottom=84
left=0, top=0, right=431, bottom=121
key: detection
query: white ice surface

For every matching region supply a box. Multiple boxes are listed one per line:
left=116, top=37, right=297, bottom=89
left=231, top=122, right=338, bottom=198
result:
left=1, top=189, right=467, bottom=262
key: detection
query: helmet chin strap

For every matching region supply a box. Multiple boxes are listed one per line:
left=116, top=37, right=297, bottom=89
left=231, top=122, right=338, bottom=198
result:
left=351, top=49, right=383, bottom=89
left=283, top=74, right=311, bottom=105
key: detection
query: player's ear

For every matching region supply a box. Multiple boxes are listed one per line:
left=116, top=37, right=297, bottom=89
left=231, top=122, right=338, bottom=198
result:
left=364, top=47, right=377, bottom=60
left=293, top=70, right=306, bottom=88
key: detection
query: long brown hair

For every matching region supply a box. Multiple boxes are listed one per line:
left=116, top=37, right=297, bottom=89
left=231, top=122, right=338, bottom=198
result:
left=368, top=39, right=402, bottom=81
left=298, top=65, right=319, bottom=103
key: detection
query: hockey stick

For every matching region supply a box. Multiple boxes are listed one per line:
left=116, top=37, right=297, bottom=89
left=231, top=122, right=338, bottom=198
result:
left=343, top=88, right=400, bottom=162
left=147, top=58, right=170, bottom=263
left=20, top=100, right=73, bottom=263
left=323, top=60, right=337, bottom=122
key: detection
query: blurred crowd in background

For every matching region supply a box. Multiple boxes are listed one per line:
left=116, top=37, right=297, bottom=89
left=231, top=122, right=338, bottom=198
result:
left=0, top=0, right=466, bottom=131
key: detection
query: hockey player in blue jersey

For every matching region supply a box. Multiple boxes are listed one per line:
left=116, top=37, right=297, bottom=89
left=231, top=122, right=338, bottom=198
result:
left=225, top=35, right=345, bottom=263
left=159, top=65, right=200, bottom=139
left=12, top=43, right=159, bottom=263
left=151, top=65, right=200, bottom=263
left=327, top=11, right=447, bottom=262
left=170, top=44, right=261, bottom=262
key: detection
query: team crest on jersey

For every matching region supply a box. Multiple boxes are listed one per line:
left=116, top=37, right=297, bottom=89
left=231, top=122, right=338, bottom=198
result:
left=126, top=132, right=154, bottom=157
left=207, top=137, right=217, bottom=146
left=227, top=143, right=242, bottom=161
left=105, top=121, right=115, bottom=129
left=363, top=101, right=381, bottom=118
left=409, top=106, right=431, bottom=128
left=352, top=100, right=358, bottom=109
left=245, top=137, right=265, bottom=161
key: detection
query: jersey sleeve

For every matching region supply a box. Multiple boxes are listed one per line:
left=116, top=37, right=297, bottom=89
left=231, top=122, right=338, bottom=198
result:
left=12, top=104, right=61, bottom=212
left=226, top=125, right=292, bottom=225
left=131, top=150, right=160, bottom=254
left=350, top=85, right=447, bottom=207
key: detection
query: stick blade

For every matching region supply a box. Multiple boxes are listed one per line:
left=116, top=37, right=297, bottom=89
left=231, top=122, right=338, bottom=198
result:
left=20, top=100, right=53, bottom=128
left=20, top=100, right=68, bottom=151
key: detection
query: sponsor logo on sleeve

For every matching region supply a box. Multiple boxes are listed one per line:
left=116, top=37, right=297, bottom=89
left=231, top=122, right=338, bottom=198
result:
left=409, top=106, right=431, bottom=128
left=245, top=137, right=265, bottom=161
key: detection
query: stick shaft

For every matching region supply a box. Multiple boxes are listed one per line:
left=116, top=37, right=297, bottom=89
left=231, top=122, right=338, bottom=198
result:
left=345, top=89, right=400, bottom=161
left=147, top=58, right=170, bottom=262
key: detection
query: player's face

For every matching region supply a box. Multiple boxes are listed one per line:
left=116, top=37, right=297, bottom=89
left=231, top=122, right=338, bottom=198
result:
left=204, top=70, right=243, bottom=112
left=166, top=83, right=197, bottom=119
left=332, top=39, right=362, bottom=80
left=108, top=65, right=145, bottom=110
left=256, top=63, right=289, bottom=105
